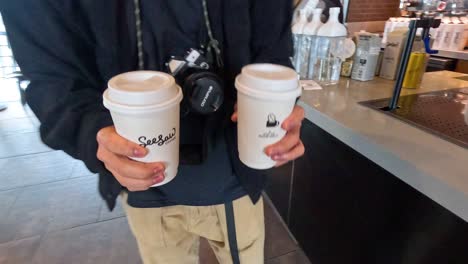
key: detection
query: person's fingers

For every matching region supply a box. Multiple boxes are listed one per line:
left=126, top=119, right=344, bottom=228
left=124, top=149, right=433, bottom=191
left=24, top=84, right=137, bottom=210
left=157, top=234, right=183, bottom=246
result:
left=108, top=168, right=163, bottom=192
left=273, top=141, right=305, bottom=164
left=231, top=103, right=238, bottom=122
left=97, top=126, right=147, bottom=158
left=273, top=141, right=305, bottom=166
left=97, top=146, right=165, bottom=181
left=281, top=106, right=305, bottom=131
left=264, top=126, right=301, bottom=157
left=231, top=112, right=238, bottom=122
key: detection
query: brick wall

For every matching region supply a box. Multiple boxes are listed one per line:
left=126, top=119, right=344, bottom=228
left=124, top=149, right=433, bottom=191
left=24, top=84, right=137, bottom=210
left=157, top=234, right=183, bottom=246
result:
left=347, top=0, right=400, bottom=22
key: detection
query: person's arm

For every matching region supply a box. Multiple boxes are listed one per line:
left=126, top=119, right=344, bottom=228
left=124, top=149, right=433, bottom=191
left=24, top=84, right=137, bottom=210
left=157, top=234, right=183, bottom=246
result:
left=1, top=1, right=112, bottom=172
left=1, top=2, right=164, bottom=190
left=250, top=0, right=294, bottom=67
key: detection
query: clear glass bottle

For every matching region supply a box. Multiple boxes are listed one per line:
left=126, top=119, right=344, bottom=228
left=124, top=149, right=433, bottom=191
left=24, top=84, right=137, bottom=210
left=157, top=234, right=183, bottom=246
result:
left=314, top=7, right=347, bottom=85
left=292, top=9, right=308, bottom=72
left=302, top=8, right=323, bottom=80
left=314, top=36, right=346, bottom=85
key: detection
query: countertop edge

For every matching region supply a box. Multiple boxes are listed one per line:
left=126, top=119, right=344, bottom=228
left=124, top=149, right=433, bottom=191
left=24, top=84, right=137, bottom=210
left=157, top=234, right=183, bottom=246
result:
left=298, top=100, right=468, bottom=223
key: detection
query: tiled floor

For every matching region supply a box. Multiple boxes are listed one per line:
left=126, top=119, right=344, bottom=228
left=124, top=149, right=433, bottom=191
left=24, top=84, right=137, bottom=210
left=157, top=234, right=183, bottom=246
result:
left=0, top=79, right=311, bottom=263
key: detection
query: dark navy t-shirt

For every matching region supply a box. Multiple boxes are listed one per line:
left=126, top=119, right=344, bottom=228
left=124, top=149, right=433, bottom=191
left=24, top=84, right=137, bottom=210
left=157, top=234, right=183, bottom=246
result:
left=126, top=0, right=246, bottom=208
left=127, top=134, right=247, bottom=207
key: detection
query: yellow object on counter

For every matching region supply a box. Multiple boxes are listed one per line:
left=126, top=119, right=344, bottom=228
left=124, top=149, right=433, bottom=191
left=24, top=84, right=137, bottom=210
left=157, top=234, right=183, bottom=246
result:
left=341, top=59, right=354, bottom=77
left=402, top=52, right=429, bottom=89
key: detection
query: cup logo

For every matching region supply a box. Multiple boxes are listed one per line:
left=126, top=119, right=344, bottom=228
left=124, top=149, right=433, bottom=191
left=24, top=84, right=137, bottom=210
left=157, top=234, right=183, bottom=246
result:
left=259, top=113, right=280, bottom=139
left=138, top=128, right=177, bottom=148
left=266, top=113, right=280, bottom=128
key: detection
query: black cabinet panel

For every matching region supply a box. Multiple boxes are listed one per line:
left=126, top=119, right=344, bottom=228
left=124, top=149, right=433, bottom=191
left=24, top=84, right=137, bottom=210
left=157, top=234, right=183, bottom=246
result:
left=265, top=162, right=293, bottom=222
left=287, top=119, right=468, bottom=264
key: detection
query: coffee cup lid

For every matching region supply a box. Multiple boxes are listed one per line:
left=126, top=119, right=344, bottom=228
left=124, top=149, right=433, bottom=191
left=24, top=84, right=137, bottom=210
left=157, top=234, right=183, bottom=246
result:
left=104, top=71, right=182, bottom=113
left=236, top=64, right=301, bottom=100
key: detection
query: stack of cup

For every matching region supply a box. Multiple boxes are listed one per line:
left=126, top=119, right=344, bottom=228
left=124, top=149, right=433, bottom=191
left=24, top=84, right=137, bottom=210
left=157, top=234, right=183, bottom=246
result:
left=103, top=71, right=183, bottom=186
left=235, top=64, right=301, bottom=170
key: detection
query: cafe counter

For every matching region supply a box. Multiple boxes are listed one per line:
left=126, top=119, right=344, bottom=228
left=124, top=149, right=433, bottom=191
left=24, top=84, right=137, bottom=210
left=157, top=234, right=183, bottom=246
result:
left=266, top=71, right=468, bottom=264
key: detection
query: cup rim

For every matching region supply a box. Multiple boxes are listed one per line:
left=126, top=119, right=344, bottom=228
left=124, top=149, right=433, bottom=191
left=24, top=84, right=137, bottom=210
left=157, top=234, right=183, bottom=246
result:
left=103, top=86, right=183, bottom=114
left=235, top=76, right=302, bottom=100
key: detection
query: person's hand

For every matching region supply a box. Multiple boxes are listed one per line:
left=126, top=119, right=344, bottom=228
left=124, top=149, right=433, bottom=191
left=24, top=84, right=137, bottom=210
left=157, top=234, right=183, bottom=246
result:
left=231, top=104, right=305, bottom=167
left=265, top=106, right=305, bottom=167
left=96, top=126, right=165, bottom=192
left=231, top=103, right=238, bottom=122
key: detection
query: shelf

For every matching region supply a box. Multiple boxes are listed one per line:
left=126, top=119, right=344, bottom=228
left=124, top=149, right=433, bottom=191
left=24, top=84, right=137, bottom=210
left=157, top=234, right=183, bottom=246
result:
left=433, top=49, right=468, bottom=61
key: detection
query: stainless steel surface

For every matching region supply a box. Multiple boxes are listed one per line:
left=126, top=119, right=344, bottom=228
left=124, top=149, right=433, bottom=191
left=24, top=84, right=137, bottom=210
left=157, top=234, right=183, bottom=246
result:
left=427, top=57, right=456, bottom=72
left=435, top=50, right=468, bottom=61
left=361, top=88, right=468, bottom=149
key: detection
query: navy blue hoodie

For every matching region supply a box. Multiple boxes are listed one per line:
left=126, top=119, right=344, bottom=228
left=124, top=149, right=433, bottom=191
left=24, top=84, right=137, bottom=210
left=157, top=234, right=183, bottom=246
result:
left=0, top=0, right=294, bottom=210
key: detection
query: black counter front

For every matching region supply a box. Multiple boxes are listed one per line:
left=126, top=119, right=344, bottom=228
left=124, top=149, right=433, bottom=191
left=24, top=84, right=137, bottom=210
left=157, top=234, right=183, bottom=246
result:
left=266, top=120, right=468, bottom=264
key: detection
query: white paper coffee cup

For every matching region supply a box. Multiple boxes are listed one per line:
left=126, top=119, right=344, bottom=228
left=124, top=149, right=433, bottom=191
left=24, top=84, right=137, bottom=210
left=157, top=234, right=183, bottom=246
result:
left=103, top=71, right=183, bottom=186
left=235, top=64, right=301, bottom=170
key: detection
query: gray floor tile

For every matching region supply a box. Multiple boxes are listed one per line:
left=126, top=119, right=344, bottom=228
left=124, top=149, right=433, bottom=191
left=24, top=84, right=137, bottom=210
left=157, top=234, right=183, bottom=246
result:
left=0, top=79, right=21, bottom=103
left=69, top=160, right=94, bottom=179
left=32, top=218, right=141, bottom=264
left=0, top=102, right=33, bottom=121
left=0, top=235, right=42, bottom=264
left=0, top=151, right=74, bottom=191
left=0, top=132, right=52, bottom=158
left=98, top=195, right=126, bottom=222
left=0, top=177, right=102, bottom=243
left=264, top=198, right=299, bottom=260
left=0, top=117, right=37, bottom=136
left=266, top=250, right=311, bottom=264
left=0, top=190, right=22, bottom=244
left=0, top=189, right=21, bottom=216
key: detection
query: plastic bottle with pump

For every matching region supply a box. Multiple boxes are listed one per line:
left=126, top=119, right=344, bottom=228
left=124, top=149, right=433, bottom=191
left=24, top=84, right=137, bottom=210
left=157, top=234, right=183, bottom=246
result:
left=304, top=0, right=318, bottom=21
left=292, top=9, right=308, bottom=72
left=299, top=8, right=323, bottom=79
left=315, top=7, right=349, bottom=85
left=292, top=0, right=319, bottom=24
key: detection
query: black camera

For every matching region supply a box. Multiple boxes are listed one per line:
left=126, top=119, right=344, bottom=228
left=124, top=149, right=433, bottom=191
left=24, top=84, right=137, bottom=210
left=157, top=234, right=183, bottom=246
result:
left=167, top=49, right=224, bottom=116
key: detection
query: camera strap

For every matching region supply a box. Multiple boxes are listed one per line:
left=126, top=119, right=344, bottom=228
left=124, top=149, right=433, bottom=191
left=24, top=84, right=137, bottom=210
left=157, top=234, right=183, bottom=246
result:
left=201, top=0, right=224, bottom=69
left=133, top=0, right=223, bottom=70
left=133, top=0, right=144, bottom=70
left=225, top=201, right=241, bottom=264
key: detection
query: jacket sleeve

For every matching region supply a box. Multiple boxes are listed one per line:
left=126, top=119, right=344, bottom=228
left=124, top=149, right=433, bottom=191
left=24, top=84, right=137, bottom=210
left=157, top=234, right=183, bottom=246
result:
left=250, top=0, right=294, bottom=67
left=0, top=2, right=114, bottom=173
